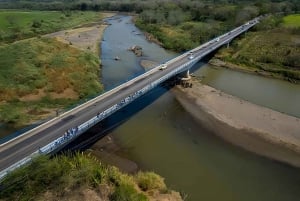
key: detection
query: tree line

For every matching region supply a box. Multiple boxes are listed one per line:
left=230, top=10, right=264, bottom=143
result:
left=0, top=0, right=299, bottom=15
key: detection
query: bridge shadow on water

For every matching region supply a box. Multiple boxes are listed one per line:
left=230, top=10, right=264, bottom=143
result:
left=60, top=54, right=215, bottom=153
left=60, top=83, right=171, bottom=153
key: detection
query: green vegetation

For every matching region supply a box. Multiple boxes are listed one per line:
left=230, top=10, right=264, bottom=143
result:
left=133, top=1, right=300, bottom=81
left=0, top=0, right=299, bottom=15
left=136, top=18, right=225, bottom=52
left=0, top=37, right=103, bottom=126
left=215, top=15, right=300, bottom=81
left=134, top=1, right=261, bottom=52
left=283, top=14, right=300, bottom=28
left=0, top=10, right=101, bottom=43
left=0, top=153, right=176, bottom=201
left=135, top=171, right=166, bottom=192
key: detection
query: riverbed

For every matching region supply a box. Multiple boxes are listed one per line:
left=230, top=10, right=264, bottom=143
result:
left=97, top=15, right=300, bottom=201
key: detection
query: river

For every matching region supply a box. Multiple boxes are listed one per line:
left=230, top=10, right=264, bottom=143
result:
left=1, top=15, right=300, bottom=201
left=100, top=15, right=300, bottom=201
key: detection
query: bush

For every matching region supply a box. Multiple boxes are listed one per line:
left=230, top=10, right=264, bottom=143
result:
left=135, top=172, right=166, bottom=192
left=110, top=184, right=148, bottom=201
left=283, top=55, right=300, bottom=68
left=32, top=20, right=42, bottom=28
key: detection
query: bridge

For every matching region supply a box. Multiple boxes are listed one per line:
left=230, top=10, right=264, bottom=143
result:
left=0, top=17, right=260, bottom=179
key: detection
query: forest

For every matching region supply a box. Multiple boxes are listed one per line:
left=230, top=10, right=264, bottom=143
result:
left=0, top=0, right=299, bottom=14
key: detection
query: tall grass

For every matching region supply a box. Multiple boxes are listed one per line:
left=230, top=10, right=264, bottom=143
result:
left=0, top=153, right=105, bottom=200
left=217, top=25, right=300, bottom=80
left=0, top=153, right=172, bottom=201
left=0, top=37, right=103, bottom=126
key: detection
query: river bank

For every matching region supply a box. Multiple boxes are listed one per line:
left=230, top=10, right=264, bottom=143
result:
left=172, top=79, right=300, bottom=167
left=209, top=58, right=299, bottom=84
left=46, top=12, right=115, bottom=55
left=90, top=135, right=139, bottom=173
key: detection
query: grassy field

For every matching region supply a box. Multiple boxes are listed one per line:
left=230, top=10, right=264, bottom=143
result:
left=0, top=10, right=101, bottom=43
left=215, top=29, right=300, bottom=81
left=0, top=153, right=178, bottom=201
left=0, top=37, right=103, bottom=126
left=283, top=14, right=300, bottom=28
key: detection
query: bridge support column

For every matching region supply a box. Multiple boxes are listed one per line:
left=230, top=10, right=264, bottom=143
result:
left=185, top=69, right=190, bottom=79
left=180, top=69, right=192, bottom=88
left=227, top=42, right=230, bottom=48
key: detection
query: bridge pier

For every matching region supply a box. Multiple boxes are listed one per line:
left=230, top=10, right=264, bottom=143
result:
left=180, top=69, right=193, bottom=88
left=181, top=69, right=191, bottom=80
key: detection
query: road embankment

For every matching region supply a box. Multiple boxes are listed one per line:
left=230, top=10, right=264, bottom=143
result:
left=172, top=80, right=300, bottom=167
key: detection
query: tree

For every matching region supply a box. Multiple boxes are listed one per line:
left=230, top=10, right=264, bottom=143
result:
left=235, top=6, right=259, bottom=25
left=167, top=9, right=186, bottom=26
left=213, top=6, right=236, bottom=21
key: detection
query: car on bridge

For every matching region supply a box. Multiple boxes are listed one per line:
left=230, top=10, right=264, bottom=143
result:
left=159, top=63, right=167, bottom=70
left=188, top=52, right=194, bottom=60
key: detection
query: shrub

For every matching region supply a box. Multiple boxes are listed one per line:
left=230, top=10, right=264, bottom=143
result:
left=283, top=55, right=300, bottom=68
left=110, top=183, right=148, bottom=201
left=135, top=172, right=166, bottom=192
left=32, top=20, right=42, bottom=28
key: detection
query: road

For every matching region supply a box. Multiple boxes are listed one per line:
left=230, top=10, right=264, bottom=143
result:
left=0, top=18, right=259, bottom=173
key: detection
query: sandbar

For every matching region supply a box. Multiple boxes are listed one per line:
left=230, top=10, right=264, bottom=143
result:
left=173, top=80, right=300, bottom=167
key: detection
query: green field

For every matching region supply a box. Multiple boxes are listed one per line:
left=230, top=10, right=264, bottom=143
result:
left=0, top=37, right=103, bottom=126
left=216, top=30, right=300, bottom=81
left=0, top=10, right=100, bottom=42
left=283, top=14, right=300, bottom=28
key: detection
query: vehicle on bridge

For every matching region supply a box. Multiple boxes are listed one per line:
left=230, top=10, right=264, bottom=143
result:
left=159, top=63, right=167, bottom=70
left=188, top=51, right=194, bottom=60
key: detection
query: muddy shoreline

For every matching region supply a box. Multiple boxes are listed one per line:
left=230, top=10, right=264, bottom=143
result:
left=172, top=80, right=300, bottom=167
left=90, top=135, right=138, bottom=173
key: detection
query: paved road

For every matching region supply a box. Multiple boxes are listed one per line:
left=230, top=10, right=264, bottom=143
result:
left=0, top=18, right=259, bottom=172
